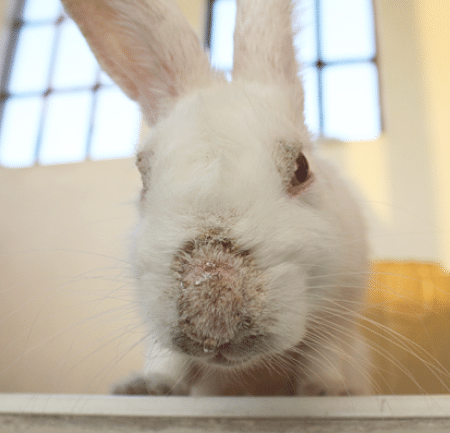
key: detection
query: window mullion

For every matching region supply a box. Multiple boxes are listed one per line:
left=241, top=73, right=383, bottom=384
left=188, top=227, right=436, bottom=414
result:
left=34, top=12, right=65, bottom=164
left=0, top=0, right=27, bottom=143
left=85, top=70, right=103, bottom=159
left=315, top=0, right=325, bottom=136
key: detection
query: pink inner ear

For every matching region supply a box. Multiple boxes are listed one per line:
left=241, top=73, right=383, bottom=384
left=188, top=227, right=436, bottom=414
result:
left=61, top=0, right=215, bottom=126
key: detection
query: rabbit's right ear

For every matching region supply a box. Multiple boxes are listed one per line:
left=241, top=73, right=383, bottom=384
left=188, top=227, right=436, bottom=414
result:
left=232, top=0, right=305, bottom=124
left=233, top=0, right=298, bottom=85
left=61, top=0, right=215, bottom=124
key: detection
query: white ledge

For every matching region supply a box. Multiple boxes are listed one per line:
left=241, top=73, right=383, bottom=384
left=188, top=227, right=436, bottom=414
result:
left=1, top=394, right=450, bottom=419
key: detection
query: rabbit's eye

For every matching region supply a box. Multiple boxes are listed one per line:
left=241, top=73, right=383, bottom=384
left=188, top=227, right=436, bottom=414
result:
left=287, top=152, right=313, bottom=197
left=293, top=153, right=309, bottom=185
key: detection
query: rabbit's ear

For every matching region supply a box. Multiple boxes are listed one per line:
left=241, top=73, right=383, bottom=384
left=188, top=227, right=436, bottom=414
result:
left=232, top=0, right=298, bottom=86
left=61, top=0, right=214, bottom=124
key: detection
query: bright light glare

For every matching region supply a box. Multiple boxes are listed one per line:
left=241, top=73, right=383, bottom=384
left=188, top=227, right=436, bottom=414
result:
left=0, top=97, right=42, bottom=167
left=294, top=0, right=318, bottom=64
left=210, top=0, right=236, bottom=70
left=302, top=67, right=320, bottom=137
left=322, top=62, right=380, bottom=141
left=22, top=0, right=61, bottom=22
left=8, top=25, right=55, bottom=94
left=321, top=0, right=376, bottom=62
left=39, top=91, right=92, bottom=165
left=52, top=20, right=98, bottom=89
left=89, top=88, right=141, bottom=160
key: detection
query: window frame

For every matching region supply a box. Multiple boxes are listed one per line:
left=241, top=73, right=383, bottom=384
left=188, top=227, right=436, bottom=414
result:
left=0, top=0, right=26, bottom=131
left=205, top=0, right=383, bottom=141
left=0, top=0, right=141, bottom=168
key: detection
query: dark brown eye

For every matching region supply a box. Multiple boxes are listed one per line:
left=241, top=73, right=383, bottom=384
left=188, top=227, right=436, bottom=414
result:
left=292, top=153, right=309, bottom=186
left=287, top=152, right=313, bottom=197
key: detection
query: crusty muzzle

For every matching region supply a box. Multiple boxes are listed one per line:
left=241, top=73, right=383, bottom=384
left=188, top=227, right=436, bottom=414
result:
left=171, top=231, right=268, bottom=358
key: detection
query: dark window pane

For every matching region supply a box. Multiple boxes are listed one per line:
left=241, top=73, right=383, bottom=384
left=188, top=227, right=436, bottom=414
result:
left=322, top=62, right=380, bottom=140
left=0, top=96, right=43, bottom=167
left=39, top=91, right=92, bottom=164
left=320, top=0, right=376, bottom=62
left=89, top=88, right=141, bottom=160
left=8, top=25, right=55, bottom=94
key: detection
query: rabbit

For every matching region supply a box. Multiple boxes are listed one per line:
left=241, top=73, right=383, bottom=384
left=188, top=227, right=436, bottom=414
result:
left=61, top=0, right=371, bottom=396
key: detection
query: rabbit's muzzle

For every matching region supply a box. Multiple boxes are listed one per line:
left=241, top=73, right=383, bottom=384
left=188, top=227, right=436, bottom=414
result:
left=172, top=330, right=269, bottom=366
left=171, top=232, right=270, bottom=366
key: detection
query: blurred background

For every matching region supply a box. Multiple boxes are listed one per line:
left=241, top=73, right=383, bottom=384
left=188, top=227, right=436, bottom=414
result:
left=0, top=0, right=449, bottom=395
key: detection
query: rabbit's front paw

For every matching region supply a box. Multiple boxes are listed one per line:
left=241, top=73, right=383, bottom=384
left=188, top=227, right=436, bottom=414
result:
left=112, top=373, right=189, bottom=396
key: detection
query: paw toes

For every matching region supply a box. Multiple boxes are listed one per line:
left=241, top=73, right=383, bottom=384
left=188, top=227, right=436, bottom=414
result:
left=112, top=374, right=189, bottom=396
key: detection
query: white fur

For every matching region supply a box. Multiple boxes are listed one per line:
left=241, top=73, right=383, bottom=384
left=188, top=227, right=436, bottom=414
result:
left=63, top=0, right=370, bottom=396
left=233, top=0, right=306, bottom=126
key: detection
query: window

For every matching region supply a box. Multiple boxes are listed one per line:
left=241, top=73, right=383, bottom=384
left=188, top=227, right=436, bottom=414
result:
left=0, top=0, right=141, bottom=168
left=207, top=0, right=381, bottom=141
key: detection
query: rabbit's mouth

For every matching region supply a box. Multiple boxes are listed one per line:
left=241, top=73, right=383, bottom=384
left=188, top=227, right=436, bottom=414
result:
left=172, top=329, right=271, bottom=368
left=209, top=351, right=246, bottom=366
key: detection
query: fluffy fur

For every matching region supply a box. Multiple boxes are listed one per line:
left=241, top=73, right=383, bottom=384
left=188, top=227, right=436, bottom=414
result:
left=62, top=0, right=371, bottom=396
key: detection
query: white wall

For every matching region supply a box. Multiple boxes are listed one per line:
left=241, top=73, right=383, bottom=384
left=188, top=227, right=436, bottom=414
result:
left=0, top=0, right=449, bottom=393
left=319, top=0, right=450, bottom=267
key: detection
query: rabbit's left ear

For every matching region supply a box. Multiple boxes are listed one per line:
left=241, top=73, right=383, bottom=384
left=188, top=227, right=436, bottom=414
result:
left=61, top=0, right=215, bottom=124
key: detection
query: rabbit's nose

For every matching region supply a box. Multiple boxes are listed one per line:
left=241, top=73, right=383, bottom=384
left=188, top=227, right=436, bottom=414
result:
left=177, top=257, right=244, bottom=348
left=171, top=231, right=266, bottom=351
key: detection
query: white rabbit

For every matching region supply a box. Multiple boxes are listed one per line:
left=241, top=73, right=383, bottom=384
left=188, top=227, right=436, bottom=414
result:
left=61, top=0, right=371, bottom=396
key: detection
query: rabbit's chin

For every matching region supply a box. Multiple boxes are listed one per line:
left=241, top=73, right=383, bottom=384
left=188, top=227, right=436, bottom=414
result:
left=179, top=343, right=291, bottom=372
left=196, top=341, right=300, bottom=369
left=201, top=351, right=257, bottom=368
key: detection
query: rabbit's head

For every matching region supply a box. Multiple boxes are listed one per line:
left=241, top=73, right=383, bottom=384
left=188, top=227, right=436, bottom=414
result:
left=62, top=0, right=368, bottom=369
